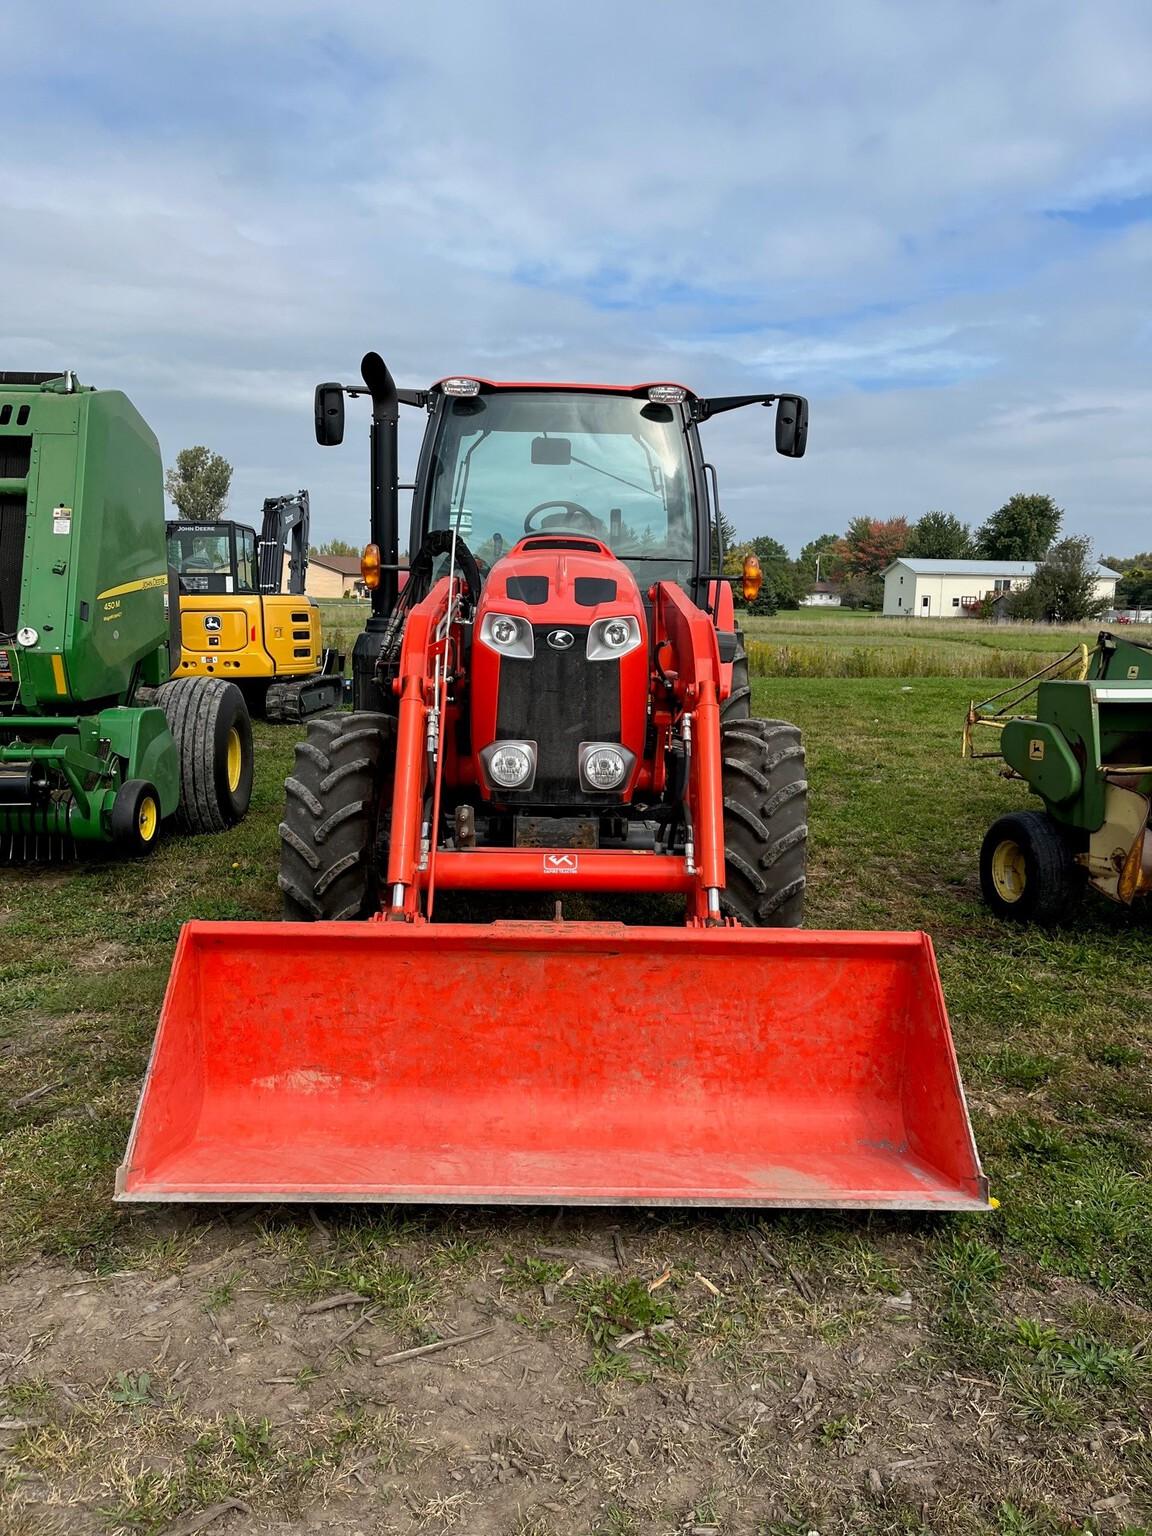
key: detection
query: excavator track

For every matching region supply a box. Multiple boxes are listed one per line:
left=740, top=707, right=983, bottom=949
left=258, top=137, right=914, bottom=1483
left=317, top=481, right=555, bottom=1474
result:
left=264, top=674, right=346, bottom=723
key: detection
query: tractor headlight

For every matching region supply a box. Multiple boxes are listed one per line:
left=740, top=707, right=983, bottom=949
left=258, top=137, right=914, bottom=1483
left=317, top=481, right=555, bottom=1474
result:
left=587, top=615, right=641, bottom=660
left=578, top=742, right=633, bottom=792
left=482, top=741, right=537, bottom=790
left=480, top=613, right=534, bottom=659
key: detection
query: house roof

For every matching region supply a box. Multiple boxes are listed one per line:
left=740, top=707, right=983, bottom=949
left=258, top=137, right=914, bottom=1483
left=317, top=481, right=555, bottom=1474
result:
left=809, top=581, right=838, bottom=593
left=883, top=557, right=1120, bottom=579
left=310, top=554, right=362, bottom=575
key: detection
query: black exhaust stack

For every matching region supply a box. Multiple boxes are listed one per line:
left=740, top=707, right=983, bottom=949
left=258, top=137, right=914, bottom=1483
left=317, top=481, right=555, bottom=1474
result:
left=350, top=352, right=400, bottom=710
left=361, top=351, right=400, bottom=619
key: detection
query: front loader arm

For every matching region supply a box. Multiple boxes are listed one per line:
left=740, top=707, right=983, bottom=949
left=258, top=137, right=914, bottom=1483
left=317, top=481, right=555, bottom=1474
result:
left=384, top=577, right=459, bottom=918
left=652, top=582, right=727, bottom=920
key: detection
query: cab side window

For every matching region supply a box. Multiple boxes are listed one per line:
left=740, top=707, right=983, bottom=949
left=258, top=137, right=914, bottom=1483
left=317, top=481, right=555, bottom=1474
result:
left=236, top=529, right=256, bottom=593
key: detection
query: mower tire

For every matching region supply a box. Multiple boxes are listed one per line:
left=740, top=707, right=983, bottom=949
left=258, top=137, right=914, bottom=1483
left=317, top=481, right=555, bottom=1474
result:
left=720, top=717, right=807, bottom=927
left=720, top=625, right=751, bottom=722
left=111, top=778, right=162, bottom=857
left=980, top=810, right=1083, bottom=924
left=278, top=711, right=395, bottom=922
left=158, top=677, right=254, bottom=834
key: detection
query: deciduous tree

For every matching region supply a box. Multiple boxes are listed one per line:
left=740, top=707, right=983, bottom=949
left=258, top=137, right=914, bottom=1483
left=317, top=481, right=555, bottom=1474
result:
left=164, top=446, right=232, bottom=522
left=836, top=516, right=910, bottom=576
left=906, top=511, right=974, bottom=560
left=977, top=493, right=1062, bottom=560
left=1009, top=536, right=1107, bottom=623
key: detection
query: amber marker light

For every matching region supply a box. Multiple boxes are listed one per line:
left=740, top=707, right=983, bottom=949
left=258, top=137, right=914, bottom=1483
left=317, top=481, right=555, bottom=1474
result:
left=361, top=543, right=382, bottom=590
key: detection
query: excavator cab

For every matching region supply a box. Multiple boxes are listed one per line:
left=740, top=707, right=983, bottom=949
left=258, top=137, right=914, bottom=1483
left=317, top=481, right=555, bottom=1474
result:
left=119, top=355, right=987, bottom=1212
left=166, top=493, right=344, bottom=720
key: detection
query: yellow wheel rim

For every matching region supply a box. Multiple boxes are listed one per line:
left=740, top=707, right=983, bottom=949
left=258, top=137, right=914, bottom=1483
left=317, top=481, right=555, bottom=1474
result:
left=226, top=726, right=243, bottom=794
left=138, top=795, right=158, bottom=843
left=991, top=838, right=1026, bottom=903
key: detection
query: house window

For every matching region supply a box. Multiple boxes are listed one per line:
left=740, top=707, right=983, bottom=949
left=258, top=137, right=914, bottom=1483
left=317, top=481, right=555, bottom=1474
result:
left=952, top=597, right=960, bottom=607
left=922, top=596, right=930, bottom=609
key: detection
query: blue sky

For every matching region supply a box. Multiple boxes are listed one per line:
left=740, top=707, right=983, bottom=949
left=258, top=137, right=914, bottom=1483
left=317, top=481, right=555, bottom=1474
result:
left=3, top=1, right=1151, bottom=555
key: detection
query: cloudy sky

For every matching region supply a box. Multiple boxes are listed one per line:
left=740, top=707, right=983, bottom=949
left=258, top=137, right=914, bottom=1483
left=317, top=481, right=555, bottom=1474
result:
left=4, top=2, right=1151, bottom=556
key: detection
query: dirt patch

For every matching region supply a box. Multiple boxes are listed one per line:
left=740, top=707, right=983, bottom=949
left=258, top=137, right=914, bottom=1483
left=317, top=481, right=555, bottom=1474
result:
left=72, top=943, right=135, bottom=973
left=1, top=1214, right=1147, bottom=1534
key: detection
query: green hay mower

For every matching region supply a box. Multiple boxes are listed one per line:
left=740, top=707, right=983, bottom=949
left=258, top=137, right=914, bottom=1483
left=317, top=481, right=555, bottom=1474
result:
left=965, top=631, right=1152, bottom=922
left=0, top=371, right=253, bottom=858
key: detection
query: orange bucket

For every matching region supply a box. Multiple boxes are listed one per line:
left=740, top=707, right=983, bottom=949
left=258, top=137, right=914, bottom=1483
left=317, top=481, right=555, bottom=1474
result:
left=117, top=921, right=988, bottom=1210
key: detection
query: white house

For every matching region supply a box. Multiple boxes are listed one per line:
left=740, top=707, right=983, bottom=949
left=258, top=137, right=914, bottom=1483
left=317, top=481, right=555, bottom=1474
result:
left=799, top=581, right=841, bottom=608
left=881, top=558, right=1120, bottom=619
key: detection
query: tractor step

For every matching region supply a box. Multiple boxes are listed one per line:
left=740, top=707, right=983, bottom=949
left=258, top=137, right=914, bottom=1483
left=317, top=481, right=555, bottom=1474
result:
left=118, top=922, right=989, bottom=1211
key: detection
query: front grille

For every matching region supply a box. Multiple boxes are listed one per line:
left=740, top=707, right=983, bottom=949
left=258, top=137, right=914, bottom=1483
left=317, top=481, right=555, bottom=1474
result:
left=495, top=624, right=621, bottom=805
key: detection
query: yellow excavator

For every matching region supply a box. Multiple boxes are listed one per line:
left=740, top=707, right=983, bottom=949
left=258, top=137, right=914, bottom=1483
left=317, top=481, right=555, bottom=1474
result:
left=166, top=491, right=345, bottom=721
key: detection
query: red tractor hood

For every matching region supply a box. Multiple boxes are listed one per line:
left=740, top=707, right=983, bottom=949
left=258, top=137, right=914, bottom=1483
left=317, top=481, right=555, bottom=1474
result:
left=481, top=535, right=645, bottom=621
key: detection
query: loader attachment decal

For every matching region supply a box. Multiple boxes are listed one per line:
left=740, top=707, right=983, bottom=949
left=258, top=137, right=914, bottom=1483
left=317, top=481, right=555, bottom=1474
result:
left=542, top=853, right=579, bottom=874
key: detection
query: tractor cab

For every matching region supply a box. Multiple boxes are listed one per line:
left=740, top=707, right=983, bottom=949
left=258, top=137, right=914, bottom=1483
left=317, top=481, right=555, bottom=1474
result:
left=415, top=383, right=701, bottom=599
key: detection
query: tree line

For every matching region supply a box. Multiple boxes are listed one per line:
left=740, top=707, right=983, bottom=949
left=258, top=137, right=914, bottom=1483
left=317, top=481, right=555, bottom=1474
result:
left=166, top=444, right=1147, bottom=623
left=725, top=492, right=1148, bottom=623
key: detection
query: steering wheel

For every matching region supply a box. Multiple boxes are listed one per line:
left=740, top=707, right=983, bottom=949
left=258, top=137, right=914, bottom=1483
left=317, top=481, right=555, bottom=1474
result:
left=523, top=500, right=604, bottom=535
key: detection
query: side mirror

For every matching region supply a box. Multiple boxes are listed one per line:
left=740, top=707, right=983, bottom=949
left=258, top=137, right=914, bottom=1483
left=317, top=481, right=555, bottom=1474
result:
left=775, top=395, right=808, bottom=458
left=314, top=383, right=345, bottom=447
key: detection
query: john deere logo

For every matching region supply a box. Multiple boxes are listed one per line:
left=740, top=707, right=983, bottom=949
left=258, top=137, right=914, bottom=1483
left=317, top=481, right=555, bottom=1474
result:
left=204, top=615, right=222, bottom=632
left=547, top=629, right=574, bottom=650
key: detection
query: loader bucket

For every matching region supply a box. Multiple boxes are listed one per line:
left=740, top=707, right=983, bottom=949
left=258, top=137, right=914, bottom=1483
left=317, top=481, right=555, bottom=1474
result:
left=117, top=922, right=989, bottom=1210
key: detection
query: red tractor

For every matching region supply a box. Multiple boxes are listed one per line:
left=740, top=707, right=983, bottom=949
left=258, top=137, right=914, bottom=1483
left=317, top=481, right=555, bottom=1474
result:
left=117, top=355, right=987, bottom=1213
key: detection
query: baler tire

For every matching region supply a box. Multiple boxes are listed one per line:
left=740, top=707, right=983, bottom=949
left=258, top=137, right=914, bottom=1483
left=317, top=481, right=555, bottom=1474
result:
left=278, top=711, right=395, bottom=922
left=721, top=626, right=751, bottom=722
left=110, top=779, right=162, bottom=857
left=720, top=717, right=807, bottom=927
left=979, top=810, right=1082, bottom=924
left=157, top=677, right=254, bottom=834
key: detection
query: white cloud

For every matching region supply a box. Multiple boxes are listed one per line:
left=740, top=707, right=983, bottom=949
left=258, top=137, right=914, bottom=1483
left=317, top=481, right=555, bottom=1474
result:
left=1, top=1, right=1150, bottom=550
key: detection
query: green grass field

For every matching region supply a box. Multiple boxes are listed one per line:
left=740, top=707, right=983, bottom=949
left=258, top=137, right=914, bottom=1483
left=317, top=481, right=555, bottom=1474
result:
left=743, top=609, right=1152, bottom=679
left=0, top=666, right=1149, bottom=1533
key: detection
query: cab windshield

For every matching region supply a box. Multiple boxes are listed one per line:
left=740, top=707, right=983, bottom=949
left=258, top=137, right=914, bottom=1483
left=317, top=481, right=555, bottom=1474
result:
left=424, top=390, right=697, bottom=583
left=167, top=524, right=257, bottom=595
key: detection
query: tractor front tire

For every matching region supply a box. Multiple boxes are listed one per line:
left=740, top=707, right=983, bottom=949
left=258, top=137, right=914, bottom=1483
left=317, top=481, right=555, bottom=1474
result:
left=720, top=717, right=807, bottom=927
left=979, top=810, right=1082, bottom=924
left=720, top=625, right=751, bottom=722
left=158, top=676, right=254, bottom=834
left=278, top=711, right=395, bottom=922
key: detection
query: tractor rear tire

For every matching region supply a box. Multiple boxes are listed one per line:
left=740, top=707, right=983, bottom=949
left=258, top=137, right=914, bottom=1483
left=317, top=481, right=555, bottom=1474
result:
left=278, top=711, right=395, bottom=922
left=720, top=625, right=751, bottom=722
left=980, top=810, right=1082, bottom=924
left=720, top=717, right=807, bottom=927
left=157, top=676, right=254, bottom=834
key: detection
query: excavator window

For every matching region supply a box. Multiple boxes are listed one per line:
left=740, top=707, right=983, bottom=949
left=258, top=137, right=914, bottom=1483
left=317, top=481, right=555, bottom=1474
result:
left=235, top=527, right=256, bottom=592
left=167, top=521, right=258, bottom=595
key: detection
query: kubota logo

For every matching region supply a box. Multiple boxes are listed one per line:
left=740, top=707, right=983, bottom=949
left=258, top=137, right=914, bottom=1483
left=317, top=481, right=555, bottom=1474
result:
left=543, top=853, right=578, bottom=874
left=547, top=629, right=574, bottom=650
